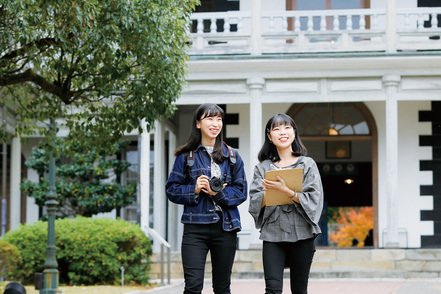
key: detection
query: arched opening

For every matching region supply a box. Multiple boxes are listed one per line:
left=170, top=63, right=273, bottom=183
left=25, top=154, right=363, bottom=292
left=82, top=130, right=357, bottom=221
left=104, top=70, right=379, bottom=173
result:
left=287, top=102, right=378, bottom=248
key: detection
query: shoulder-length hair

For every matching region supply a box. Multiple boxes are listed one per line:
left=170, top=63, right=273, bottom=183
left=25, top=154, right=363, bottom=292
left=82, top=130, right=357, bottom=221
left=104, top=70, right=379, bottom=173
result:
left=258, top=113, right=307, bottom=162
left=175, top=103, right=226, bottom=163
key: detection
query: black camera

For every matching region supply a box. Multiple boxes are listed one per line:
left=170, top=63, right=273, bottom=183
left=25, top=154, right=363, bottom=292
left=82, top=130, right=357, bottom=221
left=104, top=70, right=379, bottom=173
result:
left=209, top=177, right=224, bottom=192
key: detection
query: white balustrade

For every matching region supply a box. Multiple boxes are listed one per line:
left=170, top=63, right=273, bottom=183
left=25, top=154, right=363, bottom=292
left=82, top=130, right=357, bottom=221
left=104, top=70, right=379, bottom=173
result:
left=320, top=15, right=326, bottom=31
left=333, top=15, right=339, bottom=31
left=432, top=13, right=438, bottom=28
left=346, top=14, right=353, bottom=31
left=189, top=11, right=252, bottom=55
left=188, top=8, right=441, bottom=55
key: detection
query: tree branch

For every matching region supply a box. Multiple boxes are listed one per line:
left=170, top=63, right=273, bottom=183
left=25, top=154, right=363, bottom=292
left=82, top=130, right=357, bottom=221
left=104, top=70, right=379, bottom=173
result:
left=1, top=69, right=73, bottom=104
left=1, top=37, right=56, bottom=61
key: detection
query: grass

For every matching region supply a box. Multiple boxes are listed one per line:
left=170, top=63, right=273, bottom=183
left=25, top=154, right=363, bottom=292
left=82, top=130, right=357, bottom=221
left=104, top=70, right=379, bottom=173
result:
left=0, top=283, right=158, bottom=294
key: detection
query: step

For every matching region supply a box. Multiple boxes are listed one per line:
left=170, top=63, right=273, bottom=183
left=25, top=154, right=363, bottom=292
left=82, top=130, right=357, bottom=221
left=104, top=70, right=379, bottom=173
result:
left=148, top=248, right=441, bottom=280
left=310, top=270, right=406, bottom=279
left=234, top=269, right=406, bottom=279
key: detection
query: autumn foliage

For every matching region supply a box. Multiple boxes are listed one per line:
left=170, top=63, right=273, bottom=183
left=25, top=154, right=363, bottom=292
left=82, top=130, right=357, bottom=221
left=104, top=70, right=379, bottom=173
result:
left=329, top=207, right=373, bottom=247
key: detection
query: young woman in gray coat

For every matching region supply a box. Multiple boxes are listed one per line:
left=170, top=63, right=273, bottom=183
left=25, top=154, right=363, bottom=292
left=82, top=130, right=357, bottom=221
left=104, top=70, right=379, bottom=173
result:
left=249, top=113, right=324, bottom=294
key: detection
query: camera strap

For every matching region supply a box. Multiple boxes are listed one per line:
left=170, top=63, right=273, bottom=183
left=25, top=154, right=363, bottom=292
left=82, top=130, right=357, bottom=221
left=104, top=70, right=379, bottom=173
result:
left=185, top=142, right=237, bottom=184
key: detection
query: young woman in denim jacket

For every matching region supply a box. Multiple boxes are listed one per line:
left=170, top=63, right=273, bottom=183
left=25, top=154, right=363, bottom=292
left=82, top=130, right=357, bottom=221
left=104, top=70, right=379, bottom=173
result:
left=166, top=103, right=247, bottom=294
left=249, top=113, right=323, bottom=294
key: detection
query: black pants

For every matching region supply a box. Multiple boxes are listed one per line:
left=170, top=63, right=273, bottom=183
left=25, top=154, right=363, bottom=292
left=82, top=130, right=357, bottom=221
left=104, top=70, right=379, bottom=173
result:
left=262, top=238, right=316, bottom=294
left=181, top=217, right=237, bottom=294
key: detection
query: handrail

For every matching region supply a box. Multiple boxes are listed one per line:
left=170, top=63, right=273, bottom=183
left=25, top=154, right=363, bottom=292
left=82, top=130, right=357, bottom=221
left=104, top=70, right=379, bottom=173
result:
left=145, top=227, right=171, bottom=286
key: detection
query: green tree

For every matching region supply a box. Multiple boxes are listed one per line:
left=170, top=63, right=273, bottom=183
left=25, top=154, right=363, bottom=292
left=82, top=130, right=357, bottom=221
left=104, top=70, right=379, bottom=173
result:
left=21, top=139, right=136, bottom=218
left=0, top=0, right=197, bottom=150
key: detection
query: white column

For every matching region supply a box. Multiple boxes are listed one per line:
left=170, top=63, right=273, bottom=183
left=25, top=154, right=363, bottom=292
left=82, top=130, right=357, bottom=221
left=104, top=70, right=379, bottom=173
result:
left=383, top=74, right=401, bottom=248
left=166, top=129, right=180, bottom=251
left=250, top=0, right=262, bottom=55
left=1, top=107, right=6, bottom=235
left=140, top=119, right=150, bottom=234
left=153, top=119, right=166, bottom=252
left=248, top=77, right=265, bottom=178
left=1, top=141, right=6, bottom=235
left=247, top=77, right=265, bottom=248
left=386, top=0, right=396, bottom=53
left=10, top=136, right=21, bottom=231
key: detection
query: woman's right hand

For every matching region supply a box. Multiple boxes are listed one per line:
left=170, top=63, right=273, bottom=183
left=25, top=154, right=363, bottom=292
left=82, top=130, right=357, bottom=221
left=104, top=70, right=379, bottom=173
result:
left=195, top=175, right=210, bottom=194
left=195, top=175, right=226, bottom=195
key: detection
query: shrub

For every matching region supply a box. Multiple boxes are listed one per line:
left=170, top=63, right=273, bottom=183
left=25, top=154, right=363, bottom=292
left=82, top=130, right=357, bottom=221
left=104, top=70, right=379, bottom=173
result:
left=3, top=217, right=152, bottom=285
left=329, top=206, right=373, bottom=247
left=2, top=221, right=47, bottom=282
left=0, top=240, right=23, bottom=280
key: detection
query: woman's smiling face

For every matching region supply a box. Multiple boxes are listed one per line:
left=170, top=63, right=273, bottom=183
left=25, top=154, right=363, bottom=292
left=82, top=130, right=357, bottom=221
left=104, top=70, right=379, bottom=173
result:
left=197, top=114, right=223, bottom=142
left=268, top=123, right=295, bottom=149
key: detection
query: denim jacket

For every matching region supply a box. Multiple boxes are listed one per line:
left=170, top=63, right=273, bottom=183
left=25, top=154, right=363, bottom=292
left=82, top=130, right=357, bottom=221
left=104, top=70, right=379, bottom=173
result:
left=166, top=143, right=247, bottom=231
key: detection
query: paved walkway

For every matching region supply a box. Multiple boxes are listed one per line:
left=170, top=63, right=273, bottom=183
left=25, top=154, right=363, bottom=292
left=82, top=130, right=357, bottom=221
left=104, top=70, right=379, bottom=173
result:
left=139, top=278, right=441, bottom=294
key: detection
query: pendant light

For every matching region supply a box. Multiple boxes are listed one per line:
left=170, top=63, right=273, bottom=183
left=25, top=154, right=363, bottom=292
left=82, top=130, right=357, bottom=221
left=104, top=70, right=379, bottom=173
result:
left=329, top=103, right=339, bottom=136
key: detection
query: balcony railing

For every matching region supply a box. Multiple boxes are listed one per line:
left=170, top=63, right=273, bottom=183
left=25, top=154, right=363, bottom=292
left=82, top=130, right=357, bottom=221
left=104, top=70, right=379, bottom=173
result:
left=189, top=8, right=441, bottom=56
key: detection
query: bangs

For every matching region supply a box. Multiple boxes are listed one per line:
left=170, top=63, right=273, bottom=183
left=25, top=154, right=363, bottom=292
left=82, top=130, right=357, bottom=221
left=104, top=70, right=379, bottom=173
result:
left=200, top=105, right=224, bottom=120
left=269, top=114, right=294, bottom=130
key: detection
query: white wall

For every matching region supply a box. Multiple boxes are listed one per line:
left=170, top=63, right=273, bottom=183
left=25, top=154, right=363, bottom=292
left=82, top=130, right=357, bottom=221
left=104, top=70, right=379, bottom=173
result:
left=22, top=139, right=41, bottom=225
left=240, top=0, right=251, bottom=11
left=225, top=104, right=253, bottom=248
left=366, top=100, right=433, bottom=248
left=240, top=0, right=285, bottom=12
left=370, top=0, right=416, bottom=8
left=397, top=101, right=433, bottom=248
left=262, top=0, right=285, bottom=12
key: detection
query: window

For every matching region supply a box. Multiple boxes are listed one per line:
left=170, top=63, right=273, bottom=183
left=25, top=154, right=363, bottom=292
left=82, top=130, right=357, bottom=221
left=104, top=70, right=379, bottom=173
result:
left=121, top=148, right=139, bottom=223
left=293, top=103, right=370, bottom=137
left=287, top=0, right=369, bottom=32
left=288, top=0, right=366, bottom=10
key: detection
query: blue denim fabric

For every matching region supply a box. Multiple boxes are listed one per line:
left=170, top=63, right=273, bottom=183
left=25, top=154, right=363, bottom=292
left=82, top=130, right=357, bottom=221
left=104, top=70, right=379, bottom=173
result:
left=166, top=144, right=247, bottom=231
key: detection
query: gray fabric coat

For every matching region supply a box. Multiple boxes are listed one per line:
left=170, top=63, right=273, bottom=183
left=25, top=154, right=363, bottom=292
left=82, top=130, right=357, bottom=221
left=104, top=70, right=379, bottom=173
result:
left=249, top=156, right=324, bottom=242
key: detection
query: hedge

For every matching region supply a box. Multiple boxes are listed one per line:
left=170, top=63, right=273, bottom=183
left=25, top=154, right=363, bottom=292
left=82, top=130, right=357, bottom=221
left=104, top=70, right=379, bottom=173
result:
left=2, top=217, right=152, bottom=285
left=0, top=240, right=22, bottom=280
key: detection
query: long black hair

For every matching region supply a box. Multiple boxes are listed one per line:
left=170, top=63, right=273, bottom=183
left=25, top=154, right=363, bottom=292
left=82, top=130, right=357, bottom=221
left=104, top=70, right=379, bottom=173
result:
left=258, top=113, right=307, bottom=162
left=175, top=103, right=226, bottom=163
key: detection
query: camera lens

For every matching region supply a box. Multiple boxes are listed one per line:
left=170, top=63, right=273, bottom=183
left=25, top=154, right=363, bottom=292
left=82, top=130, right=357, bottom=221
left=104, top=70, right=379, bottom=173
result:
left=209, top=177, right=223, bottom=192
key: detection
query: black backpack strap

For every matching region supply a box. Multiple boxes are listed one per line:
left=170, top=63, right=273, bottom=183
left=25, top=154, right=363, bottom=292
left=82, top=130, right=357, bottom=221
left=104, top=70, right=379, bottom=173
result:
left=186, top=144, right=237, bottom=183
left=223, top=142, right=237, bottom=179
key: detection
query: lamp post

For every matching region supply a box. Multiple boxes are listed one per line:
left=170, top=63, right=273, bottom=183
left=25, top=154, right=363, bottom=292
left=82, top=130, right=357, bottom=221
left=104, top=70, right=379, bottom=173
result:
left=41, top=120, right=60, bottom=294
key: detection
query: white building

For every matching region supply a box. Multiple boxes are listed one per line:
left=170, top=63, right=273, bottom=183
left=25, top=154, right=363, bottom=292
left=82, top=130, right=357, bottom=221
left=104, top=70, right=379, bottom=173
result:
left=2, top=0, right=441, bottom=253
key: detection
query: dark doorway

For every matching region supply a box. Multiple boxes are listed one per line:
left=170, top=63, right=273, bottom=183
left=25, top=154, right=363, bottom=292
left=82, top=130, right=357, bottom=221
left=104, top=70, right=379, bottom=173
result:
left=316, top=161, right=373, bottom=247
left=319, top=162, right=372, bottom=207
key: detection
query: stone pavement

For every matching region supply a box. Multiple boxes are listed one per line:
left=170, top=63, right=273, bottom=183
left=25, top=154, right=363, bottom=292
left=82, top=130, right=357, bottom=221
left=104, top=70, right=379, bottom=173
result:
left=137, top=278, right=441, bottom=294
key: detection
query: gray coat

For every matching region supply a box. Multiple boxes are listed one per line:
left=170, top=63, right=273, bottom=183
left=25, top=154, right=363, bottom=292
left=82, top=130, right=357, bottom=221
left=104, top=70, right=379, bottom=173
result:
left=248, top=156, right=324, bottom=242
